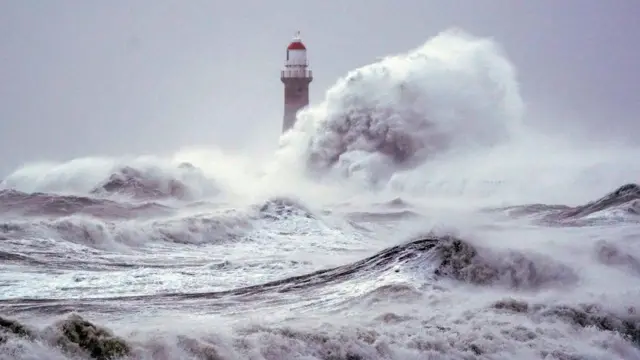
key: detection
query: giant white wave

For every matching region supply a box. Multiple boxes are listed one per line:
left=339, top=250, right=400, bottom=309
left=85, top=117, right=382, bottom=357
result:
left=278, top=29, right=525, bottom=187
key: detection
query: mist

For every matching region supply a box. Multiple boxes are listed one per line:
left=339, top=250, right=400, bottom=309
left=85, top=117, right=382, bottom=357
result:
left=1, top=0, right=639, bottom=175
left=2, top=5, right=640, bottom=358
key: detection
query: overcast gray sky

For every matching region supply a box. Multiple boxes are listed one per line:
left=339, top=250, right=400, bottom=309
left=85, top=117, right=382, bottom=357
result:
left=1, top=1, right=638, bottom=175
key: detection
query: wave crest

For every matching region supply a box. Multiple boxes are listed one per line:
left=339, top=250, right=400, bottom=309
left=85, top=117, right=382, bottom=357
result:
left=501, top=183, right=640, bottom=225
left=433, top=236, right=577, bottom=289
left=257, top=196, right=314, bottom=220
left=0, top=189, right=170, bottom=218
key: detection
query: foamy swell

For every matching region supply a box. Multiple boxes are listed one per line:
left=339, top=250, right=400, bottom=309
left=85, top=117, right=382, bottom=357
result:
left=0, top=196, right=322, bottom=258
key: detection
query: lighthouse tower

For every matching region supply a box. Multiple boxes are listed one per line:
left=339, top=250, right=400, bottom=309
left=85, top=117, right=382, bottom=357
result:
left=281, top=31, right=313, bottom=133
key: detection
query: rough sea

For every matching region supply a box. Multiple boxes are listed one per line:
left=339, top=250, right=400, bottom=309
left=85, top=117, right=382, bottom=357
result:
left=1, top=30, right=639, bottom=360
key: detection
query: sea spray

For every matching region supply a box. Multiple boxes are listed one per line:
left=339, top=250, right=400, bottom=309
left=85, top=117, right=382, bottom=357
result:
left=277, top=29, right=524, bottom=186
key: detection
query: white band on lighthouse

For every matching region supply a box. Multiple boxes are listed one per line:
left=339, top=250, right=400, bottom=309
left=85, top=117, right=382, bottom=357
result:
left=285, top=50, right=308, bottom=67
left=282, top=31, right=311, bottom=79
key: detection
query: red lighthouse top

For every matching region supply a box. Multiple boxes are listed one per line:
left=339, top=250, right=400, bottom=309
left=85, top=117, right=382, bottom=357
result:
left=287, top=31, right=306, bottom=50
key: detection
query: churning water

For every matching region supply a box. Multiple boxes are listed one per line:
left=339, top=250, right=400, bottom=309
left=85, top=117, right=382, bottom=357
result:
left=1, top=29, right=639, bottom=360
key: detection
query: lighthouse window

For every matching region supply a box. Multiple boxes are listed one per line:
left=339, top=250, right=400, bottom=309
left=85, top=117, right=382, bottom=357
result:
left=297, top=87, right=303, bottom=92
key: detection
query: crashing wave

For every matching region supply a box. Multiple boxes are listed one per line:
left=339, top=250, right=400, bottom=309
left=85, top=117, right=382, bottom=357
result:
left=256, top=196, right=314, bottom=220
left=90, top=162, right=215, bottom=201
left=553, top=183, right=640, bottom=220
left=0, top=210, right=253, bottom=253
left=492, top=298, right=640, bottom=347
left=431, top=236, right=577, bottom=289
left=0, top=235, right=619, bottom=358
left=0, top=189, right=170, bottom=218
left=3, top=235, right=574, bottom=302
left=279, top=29, right=524, bottom=185
left=0, top=314, right=129, bottom=360
left=0, top=196, right=324, bottom=254
left=0, top=159, right=218, bottom=201
left=3, top=298, right=638, bottom=360
left=500, top=183, right=640, bottom=224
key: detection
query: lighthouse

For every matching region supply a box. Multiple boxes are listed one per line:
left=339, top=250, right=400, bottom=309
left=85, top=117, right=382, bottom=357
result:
left=281, top=31, right=313, bottom=133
